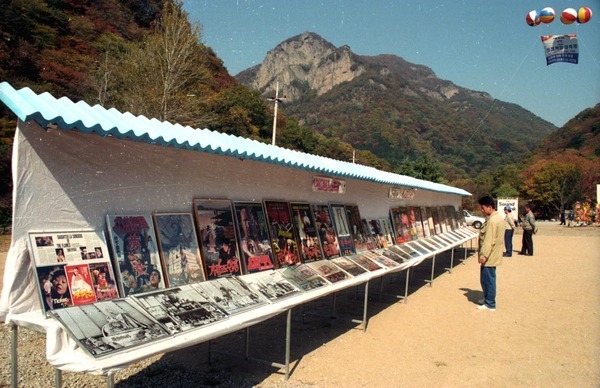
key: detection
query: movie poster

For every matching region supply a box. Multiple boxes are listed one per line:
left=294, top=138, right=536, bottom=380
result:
left=153, top=212, right=206, bottom=287
left=345, top=205, right=373, bottom=252
left=311, top=204, right=341, bottom=259
left=193, top=199, right=242, bottom=279
left=233, top=202, right=275, bottom=273
left=106, top=215, right=166, bottom=297
left=263, top=200, right=300, bottom=267
left=29, top=230, right=117, bottom=314
left=290, top=202, right=324, bottom=263
left=329, top=203, right=355, bottom=256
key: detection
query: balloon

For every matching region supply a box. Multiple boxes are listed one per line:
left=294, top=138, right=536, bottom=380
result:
left=577, top=7, right=592, bottom=24
left=526, top=10, right=541, bottom=26
left=539, top=7, right=555, bottom=24
left=560, top=8, right=577, bottom=24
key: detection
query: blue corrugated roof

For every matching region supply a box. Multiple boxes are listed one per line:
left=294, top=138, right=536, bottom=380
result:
left=0, top=82, right=471, bottom=196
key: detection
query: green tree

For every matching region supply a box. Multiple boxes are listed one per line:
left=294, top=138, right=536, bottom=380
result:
left=521, top=159, right=583, bottom=213
left=115, top=1, right=212, bottom=126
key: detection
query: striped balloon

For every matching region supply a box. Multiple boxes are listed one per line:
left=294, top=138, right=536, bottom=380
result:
left=577, top=7, right=593, bottom=24
left=560, top=8, right=577, bottom=24
left=526, top=10, right=540, bottom=26
left=539, top=7, right=555, bottom=24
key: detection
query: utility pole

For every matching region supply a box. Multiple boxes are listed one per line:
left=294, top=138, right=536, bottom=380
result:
left=268, top=82, right=284, bottom=146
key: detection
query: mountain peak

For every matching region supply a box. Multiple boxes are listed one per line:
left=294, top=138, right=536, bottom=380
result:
left=236, top=31, right=366, bottom=100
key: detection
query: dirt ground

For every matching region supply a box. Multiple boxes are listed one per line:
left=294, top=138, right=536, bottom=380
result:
left=1, top=222, right=599, bottom=387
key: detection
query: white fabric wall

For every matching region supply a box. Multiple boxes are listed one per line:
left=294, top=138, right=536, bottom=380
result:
left=1, top=120, right=462, bottom=320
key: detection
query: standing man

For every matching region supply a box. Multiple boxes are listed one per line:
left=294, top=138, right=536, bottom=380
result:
left=503, top=206, right=516, bottom=257
left=477, top=196, right=504, bottom=311
left=519, top=204, right=536, bottom=256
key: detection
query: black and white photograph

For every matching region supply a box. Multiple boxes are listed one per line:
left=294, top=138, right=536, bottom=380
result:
left=191, top=277, right=267, bottom=315
left=50, top=299, right=170, bottom=358
left=131, top=285, right=228, bottom=335
left=380, top=248, right=408, bottom=263
left=239, top=270, right=301, bottom=302
left=280, top=264, right=328, bottom=292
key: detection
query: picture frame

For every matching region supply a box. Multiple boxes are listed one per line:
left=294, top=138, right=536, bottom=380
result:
left=106, top=215, right=166, bottom=297
left=311, top=204, right=341, bottom=259
left=345, top=205, right=373, bottom=252
left=263, top=200, right=301, bottom=267
left=233, top=201, right=275, bottom=273
left=329, top=203, right=355, bottom=256
left=153, top=212, right=206, bottom=287
left=193, top=199, right=242, bottom=279
left=289, top=202, right=324, bottom=263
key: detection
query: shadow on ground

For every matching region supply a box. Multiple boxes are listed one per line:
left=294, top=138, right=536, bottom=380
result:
left=116, top=246, right=477, bottom=387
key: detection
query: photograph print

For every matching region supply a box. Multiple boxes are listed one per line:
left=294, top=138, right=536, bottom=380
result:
left=153, top=212, right=206, bottom=287
left=192, top=277, right=267, bottom=315
left=233, top=202, right=275, bottom=273
left=131, top=285, right=228, bottom=335
left=281, top=264, right=328, bottom=292
left=306, top=259, right=350, bottom=284
left=106, top=215, right=166, bottom=297
left=193, top=199, right=242, bottom=279
left=239, top=270, right=301, bottom=302
left=263, top=200, right=300, bottom=267
left=50, top=299, right=170, bottom=359
left=290, top=202, right=324, bottom=263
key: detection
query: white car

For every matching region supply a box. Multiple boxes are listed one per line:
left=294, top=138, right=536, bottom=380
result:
left=463, top=209, right=485, bottom=229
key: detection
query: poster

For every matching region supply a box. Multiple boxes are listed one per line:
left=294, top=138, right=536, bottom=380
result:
left=153, top=212, right=206, bottom=287
left=193, top=199, right=242, bottom=279
left=233, top=202, right=275, bottom=273
left=290, top=202, right=324, bottom=263
left=311, top=204, right=341, bottom=259
left=29, top=230, right=117, bottom=313
left=106, top=215, right=166, bottom=297
left=263, top=200, right=300, bottom=267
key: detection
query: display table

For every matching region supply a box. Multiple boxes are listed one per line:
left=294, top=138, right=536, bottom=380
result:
left=7, top=228, right=478, bottom=387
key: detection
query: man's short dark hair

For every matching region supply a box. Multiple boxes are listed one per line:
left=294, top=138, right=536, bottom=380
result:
left=478, top=195, right=496, bottom=208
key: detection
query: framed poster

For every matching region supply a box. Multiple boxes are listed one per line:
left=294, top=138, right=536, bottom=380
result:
left=431, top=207, right=442, bottom=235
left=420, top=207, right=432, bottom=237
left=29, top=230, right=117, bottom=313
left=406, top=207, right=420, bottom=240
left=193, top=199, right=242, bottom=279
left=345, top=205, right=373, bottom=252
left=239, top=270, right=302, bottom=302
left=153, top=212, right=206, bottom=287
left=361, top=219, right=382, bottom=249
left=131, top=285, right=228, bottom=334
left=290, top=202, right=324, bottom=263
left=106, top=215, right=166, bottom=297
left=423, top=207, right=436, bottom=236
left=233, top=201, right=275, bottom=273
left=378, top=217, right=396, bottom=247
left=367, top=219, right=387, bottom=248
left=391, top=206, right=412, bottom=244
left=263, top=200, right=301, bottom=267
left=329, top=203, right=355, bottom=256
left=311, top=204, right=341, bottom=259
left=50, top=298, right=170, bottom=359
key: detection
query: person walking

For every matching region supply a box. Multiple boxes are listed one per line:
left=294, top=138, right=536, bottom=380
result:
left=519, top=204, right=536, bottom=256
left=477, top=196, right=504, bottom=311
left=503, top=206, right=516, bottom=257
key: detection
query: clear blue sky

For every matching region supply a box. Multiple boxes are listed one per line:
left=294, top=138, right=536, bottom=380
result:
left=183, top=0, right=600, bottom=127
